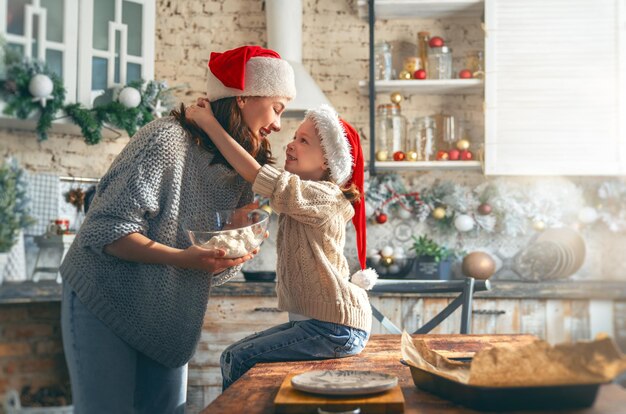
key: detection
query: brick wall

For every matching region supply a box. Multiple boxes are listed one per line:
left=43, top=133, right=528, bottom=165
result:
left=0, top=303, right=69, bottom=408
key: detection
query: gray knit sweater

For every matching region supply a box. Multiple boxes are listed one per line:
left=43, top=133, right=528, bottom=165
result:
left=60, top=117, right=253, bottom=368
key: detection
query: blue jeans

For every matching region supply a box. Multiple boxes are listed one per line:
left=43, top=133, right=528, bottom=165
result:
left=61, top=284, right=187, bottom=414
left=220, top=319, right=370, bottom=390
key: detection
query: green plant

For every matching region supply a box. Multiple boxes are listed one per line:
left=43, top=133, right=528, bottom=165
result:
left=410, top=235, right=456, bottom=263
left=0, top=159, right=35, bottom=252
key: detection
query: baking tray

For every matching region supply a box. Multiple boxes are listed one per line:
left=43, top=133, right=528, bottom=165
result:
left=401, top=360, right=604, bottom=411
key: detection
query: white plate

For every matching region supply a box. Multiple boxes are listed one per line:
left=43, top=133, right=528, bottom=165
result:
left=291, top=370, right=398, bottom=396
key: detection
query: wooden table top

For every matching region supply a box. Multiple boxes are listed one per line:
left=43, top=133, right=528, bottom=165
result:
left=202, top=334, right=626, bottom=414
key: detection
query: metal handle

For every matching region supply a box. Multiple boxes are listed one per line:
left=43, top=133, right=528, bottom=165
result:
left=474, top=309, right=506, bottom=315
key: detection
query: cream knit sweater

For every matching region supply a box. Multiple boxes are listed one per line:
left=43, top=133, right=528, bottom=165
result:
left=253, top=164, right=372, bottom=332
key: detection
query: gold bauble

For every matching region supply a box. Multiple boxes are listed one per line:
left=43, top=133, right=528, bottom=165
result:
left=260, top=205, right=273, bottom=215
left=533, top=220, right=546, bottom=231
left=390, top=92, right=403, bottom=104
left=456, top=139, right=470, bottom=150
left=406, top=151, right=419, bottom=161
left=375, top=150, right=389, bottom=161
left=432, top=207, right=446, bottom=220
left=380, top=256, right=394, bottom=267
left=462, top=252, right=496, bottom=280
left=398, top=70, right=412, bottom=80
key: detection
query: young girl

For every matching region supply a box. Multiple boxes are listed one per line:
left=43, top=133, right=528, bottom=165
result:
left=186, top=102, right=377, bottom=390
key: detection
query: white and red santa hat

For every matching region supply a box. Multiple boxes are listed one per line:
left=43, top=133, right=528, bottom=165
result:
left=206, top=45, right=296, bottom=102
left=305, top=104, right=378, bottom=290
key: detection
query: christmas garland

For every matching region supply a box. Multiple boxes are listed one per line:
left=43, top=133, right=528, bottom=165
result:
left=366, top=174, right=626, bottom=235
left=0, top=46, right=176, bottom=145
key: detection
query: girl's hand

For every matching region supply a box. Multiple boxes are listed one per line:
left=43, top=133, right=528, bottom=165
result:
left=186, top=97, right=216, bottom=127
left=175, top=245, right=258, bottom=274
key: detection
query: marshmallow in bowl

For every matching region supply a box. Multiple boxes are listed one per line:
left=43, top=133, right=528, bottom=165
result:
left=201, top=227, right=258, bottom=258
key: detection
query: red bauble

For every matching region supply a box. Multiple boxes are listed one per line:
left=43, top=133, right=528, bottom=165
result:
left=448, top=149, right=460, bottom=160
left=375, top=212, right=388, bottom=224
left=436, top=150, right=449, bottom=160
left=413, top=69, right=427, bottom=80
left=478, top=203, right=492, bottom=215
left=393, top=151, right=406, bottom=161
left=460, top=150, right=473, bottom=160
left=429, top=36, right=444, bottom=48
left=459, top=69, right=472, bottom=79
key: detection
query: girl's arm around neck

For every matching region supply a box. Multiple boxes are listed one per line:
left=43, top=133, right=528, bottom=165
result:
left=187, top=105, right=262, bottom=184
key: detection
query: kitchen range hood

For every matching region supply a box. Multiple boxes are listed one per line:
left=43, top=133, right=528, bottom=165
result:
left=266, top=0, right=331, bottom=117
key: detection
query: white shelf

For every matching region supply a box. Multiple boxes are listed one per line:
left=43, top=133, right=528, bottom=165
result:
left=359, top=79, right=483, bottom=96
left=357, top=0, right=484, bottom=20
left=373, top=160, right=483, bottom=171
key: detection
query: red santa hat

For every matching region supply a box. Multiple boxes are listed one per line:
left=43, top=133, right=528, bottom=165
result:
left=206, top=46, right=296, bottom=102
left=304, top=104, right=378, bottom=290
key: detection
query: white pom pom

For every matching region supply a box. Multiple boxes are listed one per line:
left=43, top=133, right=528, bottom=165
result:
left=350, top=268, right=378, bottom=290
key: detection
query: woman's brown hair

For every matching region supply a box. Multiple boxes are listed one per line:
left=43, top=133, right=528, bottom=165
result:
left=170, top=98, right=274, bottom=168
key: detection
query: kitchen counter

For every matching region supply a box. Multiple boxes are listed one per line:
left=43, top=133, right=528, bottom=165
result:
left=2, top=279, right=626, bottom=304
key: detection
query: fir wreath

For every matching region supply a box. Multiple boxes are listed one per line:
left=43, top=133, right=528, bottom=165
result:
left=0, top=48, right=174, bottom=145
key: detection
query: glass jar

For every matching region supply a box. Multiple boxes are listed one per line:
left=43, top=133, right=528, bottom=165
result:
left=466, top=50, right=484, bottom=79
left=374, top=41, right=393, bottom=81
left=428, top=46, right=453, bottom=80
left=435, top=114, right=456, bottom=150
left=408, top=117, right=436, bottom=161
left=376, top=104, right=407, bottom=160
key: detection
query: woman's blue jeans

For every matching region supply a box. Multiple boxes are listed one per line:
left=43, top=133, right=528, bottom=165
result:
left=61, top=283, right=187, bottom=414
left=220, top=319, right=369, bottom=390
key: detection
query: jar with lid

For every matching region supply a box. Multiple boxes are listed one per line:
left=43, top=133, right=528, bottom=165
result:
left=374, top=41, right=393, bottom=81
left=428, top=46, right=452, bottom=79
left=376, top=103, right=407, bottom=160
left=408, top=117, right=436, bottom=161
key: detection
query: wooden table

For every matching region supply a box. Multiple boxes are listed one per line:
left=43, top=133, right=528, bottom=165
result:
left=202, top=334, right=626, bottom=414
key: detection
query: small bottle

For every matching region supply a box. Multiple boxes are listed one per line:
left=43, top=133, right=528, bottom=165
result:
left=417, top=32, right=430, bottom=77
left=374, top=41, right=393, bottom=81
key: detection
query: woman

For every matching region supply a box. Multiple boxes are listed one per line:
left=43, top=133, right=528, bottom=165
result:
left=59, top=46, right=296, bottom=414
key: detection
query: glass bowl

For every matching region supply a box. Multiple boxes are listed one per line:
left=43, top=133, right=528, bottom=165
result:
left=185, top=208, right=270, bottom=258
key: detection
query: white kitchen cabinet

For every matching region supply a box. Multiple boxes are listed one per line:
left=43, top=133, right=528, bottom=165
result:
left=484, top=0, right=626, bottom=175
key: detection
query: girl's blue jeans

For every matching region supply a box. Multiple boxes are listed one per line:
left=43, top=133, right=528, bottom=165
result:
left=220, top=319, right=370, bottom=390
left=61, top=283, right=187, bottom=414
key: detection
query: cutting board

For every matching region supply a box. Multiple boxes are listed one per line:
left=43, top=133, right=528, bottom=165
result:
left=274, top=373, right=405, bottom=414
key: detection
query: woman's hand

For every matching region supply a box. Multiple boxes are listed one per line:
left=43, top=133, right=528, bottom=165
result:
left=186, top=97, right=216, bottom=128
left=175, top=245, right=259, bottom=274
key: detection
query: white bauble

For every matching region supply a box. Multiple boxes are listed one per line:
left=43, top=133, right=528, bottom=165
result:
left=397, top=208, right=412, bottom=220
left=380, top=246, right=394, bottom=257
left=389, top=264, right=400, bottom=274
left=393, top=246, right=405, bottom=257
left=454, top=214, right=475, bottom=232
left=368, top=248, right=379, bottom=257
left=578, top=207, right=599, bottom=224
left=28, top=74, right=53, bottom=98
left=118, top=87, right=142, bottom=108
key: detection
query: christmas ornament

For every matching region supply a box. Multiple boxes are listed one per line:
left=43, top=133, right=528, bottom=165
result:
left=454, top=214, right=475, bottom=232
left=432, top=207, right=446, bottom=220
left=380, top=256, right=394, bottom=266
left=149, top=99, right=167, bottom=118
left=533, top=220, right=546, bottom=231
left=462, top=252, right=496, bottom=280
left=578, top=206, right=599, bottom=224
left=28, top=74, right=54, bottom=107
left=390, top=92, right=403, bottom=104
left=118, top=86, right=141, bottom=108
left=414, top=69, right=427, bottom=79
left=478, top=203, right=492, bottom=215
left=398, top=70, right=412, bottom=80
left=397, top=207, right=412, bottom=220
left=460, top=150, right=473, bottom=160
left=375, top=212, right=388, bottom=224
left=365, top=201, right=376, bottom=218
left=459, top=69, right=472, bottom=79
left=406, top=151, right=418, bottom=161
left=456, top=139, right=470, bottom=150
left=429, top=36, right=444, bottom=48
left=393, top=151, right=406, bottom=161
left=381, top=246, right=394, bottom=257
left=375, top=150, right=389, bottom=161
left=448, top=149, right=460, bottom=161
left=436, top=150, right=449, bottom=160
left=369, top=254, right=381, bottom=265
